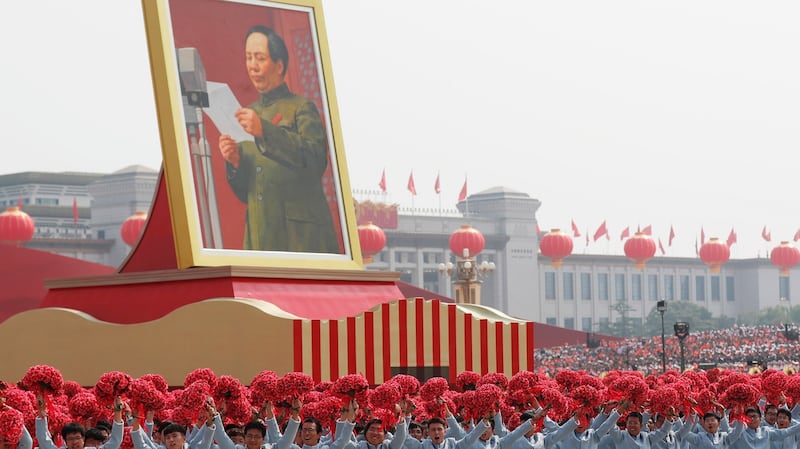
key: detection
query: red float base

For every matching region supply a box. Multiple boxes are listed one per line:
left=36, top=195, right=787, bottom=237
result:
left=40, top=172, right=403, bottom=324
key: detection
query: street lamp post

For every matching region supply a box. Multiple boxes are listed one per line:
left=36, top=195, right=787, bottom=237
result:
left=674, top=322, right=690, bottom=372
left=657, top=300, right=667, bottom=373
left=438, top=248, right=495, bottom=305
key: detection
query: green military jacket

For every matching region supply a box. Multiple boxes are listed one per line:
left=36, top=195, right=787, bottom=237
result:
left=226, top=83, right=339, bottom=253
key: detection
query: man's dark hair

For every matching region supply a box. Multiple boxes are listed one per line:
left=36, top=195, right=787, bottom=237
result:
left=246, top=25, right=289, bottom=76
left=777, top=408, right=792, bottom=419
left=364, top=418, right=385, bottom=435
left=244, top=421, right=267, bottom=437
left=703, top=412, right=720, bottom=421
left=61, top=422, right=86, bottom=440
left=161, top=423, right=187, bottom=436
left=427, top=417, right=446, bottom=427
left=626, top=412, right=643, bottom=424
left=85, top=427, right=108, bottom=443
left=303, top=417, right=323, bottom=433
left=745, top=407, right=762, bottom=417
left=409, top=422, right=422, bottom=432
left=156, top=421, right=175, bottom=434
left=520, top=412, right=533, bottom=422
left=95, top=420, right=112, bottom=433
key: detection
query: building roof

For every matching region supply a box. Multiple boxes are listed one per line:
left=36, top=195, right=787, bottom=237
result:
left=0, top=171, right=107, bottom=187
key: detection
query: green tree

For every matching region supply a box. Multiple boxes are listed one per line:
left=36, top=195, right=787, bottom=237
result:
left=755, top=304, right=800, bottom=325
left=643, top=300, right=715, bottom=337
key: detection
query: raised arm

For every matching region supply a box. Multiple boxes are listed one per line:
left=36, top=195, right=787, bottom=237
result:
left=389, top=418, right=409, bottom=449
left=16, top=424, right=33, bottom=449
left=724, top=420, right=745, bottom=446
left=455, top=419, right=490, bottom=449
left=592, top=409, right=621, bottom=442
left=99, top=396, right=126, bottom=449
left=277, top=399, right=303, bottom=449
left=544, top=416, right=579, bottom=449
left=34, top=393, right=58, bottom=449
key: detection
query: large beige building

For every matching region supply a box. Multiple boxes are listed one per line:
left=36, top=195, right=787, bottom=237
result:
left=0, top=169, right=793, bottom=331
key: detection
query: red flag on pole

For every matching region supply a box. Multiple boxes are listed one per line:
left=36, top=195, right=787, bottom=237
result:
left=658, top=238, right=666, bottom=255
left=727, top=228, right=737, bottom=247
left=668, top=225, right=676, bottom=246
left=72, top=197, right=79, bottom=224
left=700, top=227, right=706, bottom=245
left=641, top=225, right=652, bottom=236
left=407, top=171, right=417, bottom=196
left=761, top=226, right=771, bottom=242
left=794, top=228, right=800, bottom=242
left=457, top=178, right=468, bottom=202
left=17, top=196, right=22, bottom=208
left=593, top=220, right=608, bottom=242
left=536, top=223, right=542, bottom=236
left=378, top=169, right=387, bottom=193
left=434, top=173, right=441, bottom=194
left=571, top=220, right=581, bottom=238
left=620, top=226, right=630, bottom=241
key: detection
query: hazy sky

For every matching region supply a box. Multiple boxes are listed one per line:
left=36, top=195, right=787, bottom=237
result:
left=2, top=0, right=798, bottom=260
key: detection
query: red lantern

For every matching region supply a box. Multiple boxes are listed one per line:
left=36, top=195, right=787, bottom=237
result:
left=121, top=211, right=148, bottom=246
left=449, top=224, right=485, bottom=258
left=358, top=222, right=386, bottom=263
left=623, top=232, right=657, bottom=269
left=539, top=228, right=573, bottom=268
left=771, top=241, right=800, bottom=276
left=0, top=206, right=35, bottom=245
left=699, top=237, right=730, bottom=273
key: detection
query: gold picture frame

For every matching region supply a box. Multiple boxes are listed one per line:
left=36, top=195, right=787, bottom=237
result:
left=141, top=0, right=363, bottom=270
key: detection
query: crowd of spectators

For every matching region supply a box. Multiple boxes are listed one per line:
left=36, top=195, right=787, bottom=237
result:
left=535, top=324, right=800, bottom=375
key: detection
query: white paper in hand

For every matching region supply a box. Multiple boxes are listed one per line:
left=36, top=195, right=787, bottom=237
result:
left=203, top=82, right=254, bottom=143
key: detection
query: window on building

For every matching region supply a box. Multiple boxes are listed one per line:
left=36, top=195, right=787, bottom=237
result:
left=563, top=272, right=574, bottom=300
left=726, top=276, right=735, bottom=302
left=615, top=273, right=626, bottom=301
left=711, top=276, right=721, bottom=301
left=35, top=198, right=59, bottom=205
left=423, top=269, right=440, bottom=294
left=632, top=274, right=642, bottom=301
left=582, top=317, right=593, bottom=332
left=664, top=275, right=675, bottom=301
left=680, top=275, right=690, bottom=300
left=580, top=273, right=592, bottom=300
left=696, top=276, right=706, bottom=302
left=564, top=317, right=574, bottom=329
left=423, top=252, right=443, bottom=264
left=599, top=317, right=609, bottom=328
left=648, top=274, right=658, bottom=301
left=598, top=274, right=609, bottom=301
left=780, top=276, right=790, bottom=302
left=545, top=272, right=556, bottom=300
left=546, top=317, right=557, bottom=325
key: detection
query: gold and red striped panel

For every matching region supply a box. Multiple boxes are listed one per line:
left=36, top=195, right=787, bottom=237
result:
left=294, top=297, right=534, bottom=383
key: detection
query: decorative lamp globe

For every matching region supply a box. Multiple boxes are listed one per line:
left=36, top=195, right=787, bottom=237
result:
left=357, top=222, right=386, bottom=263
left=121, top=211, right=148, bottom=246
left=0, top=206, right=35, bottom=245
left=771, top=241, right=800, bottom=276
left=448, top=225, right=485, bottom=258
left=699, top=237, right=730, bottom=273
left=539, top=228, right=573, bottom=268
left=623, top=232, right=657, bottom=270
